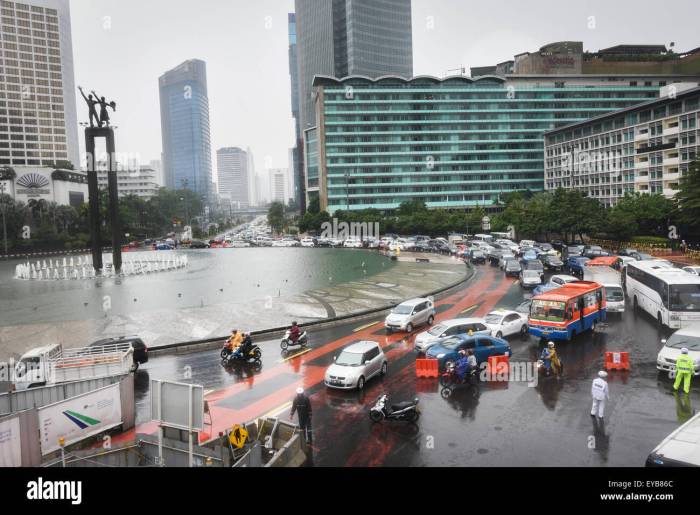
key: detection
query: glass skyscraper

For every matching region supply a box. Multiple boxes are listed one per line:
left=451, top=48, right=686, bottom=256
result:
left=309, top=74, right=693, bottom=213
left=293, top=0, right=413, bottom=208
left=159, top=59, right=213, bottom=197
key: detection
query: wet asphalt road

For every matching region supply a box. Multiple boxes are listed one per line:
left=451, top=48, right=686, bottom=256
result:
left=130, top=264, right=699, bottom=466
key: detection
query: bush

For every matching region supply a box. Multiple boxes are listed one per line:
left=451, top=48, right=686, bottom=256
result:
left=630, top=236, right=670, bottom=245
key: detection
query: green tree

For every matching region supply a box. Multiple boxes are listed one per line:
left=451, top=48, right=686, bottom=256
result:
left=675, top=157, right=700, bottom=238
left=267, top=201, right=286, bottom=234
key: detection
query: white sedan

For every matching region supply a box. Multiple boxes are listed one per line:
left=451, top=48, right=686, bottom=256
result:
left=484, top=309, right=529, bottom=339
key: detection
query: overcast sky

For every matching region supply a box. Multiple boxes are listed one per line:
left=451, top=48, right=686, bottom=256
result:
left=70, top=0, right=700, bottom=181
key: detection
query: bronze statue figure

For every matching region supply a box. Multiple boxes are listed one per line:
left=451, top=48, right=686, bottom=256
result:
left=78, top=86, right=100, bottom=127
left=92, top=90, right=116, bottom=127
left=78, top=86, right=117, bottom=127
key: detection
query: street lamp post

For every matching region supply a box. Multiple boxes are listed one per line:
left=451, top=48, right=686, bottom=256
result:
left=0, top=182, right=8, bottom=256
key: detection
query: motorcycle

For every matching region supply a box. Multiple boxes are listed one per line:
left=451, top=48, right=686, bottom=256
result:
left=280, top=330, right=309, bottom=351
left=537, top=358, right=564, bottom=377
left=221, top=343, right=262, bottom=366
left=440, top=361, right=479, bottom=388
left=369, top=394, right=420, bottom=423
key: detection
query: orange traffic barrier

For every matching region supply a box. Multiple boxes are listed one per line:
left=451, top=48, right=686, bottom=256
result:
left=487, top=355, right=510, bottom=380
left=605, top=351, right=630, bottom=371
left=416, top=358, right=439, bottom=378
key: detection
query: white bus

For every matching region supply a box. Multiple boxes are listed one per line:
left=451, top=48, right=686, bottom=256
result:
left=624, top=260, right=700, bottom=328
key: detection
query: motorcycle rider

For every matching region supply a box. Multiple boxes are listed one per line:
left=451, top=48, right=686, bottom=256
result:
left=466, top=349, right=477, bottom=372
left=224, top=329, right=242, bottom=355
left=232, top=332, right=253, bottom=360
left=540, top=341, right=561, bottom=377
left=455, top=350, right=471, bottom=383
left=289, top=321, right=301, bottom=344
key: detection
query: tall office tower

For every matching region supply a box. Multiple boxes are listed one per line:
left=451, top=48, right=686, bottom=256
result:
left=159, top=59, right=213, bottom=197
left=216, top=147, right=249, bottom=209
left=287, top=13, right=304, bottom=210
left=269, top=168, right=288, bottom=204
left=0, top=0, right=79, bottom=168
left=293, top=0, right=413, bottom=209
left=245, top=147, right=256, bottom=207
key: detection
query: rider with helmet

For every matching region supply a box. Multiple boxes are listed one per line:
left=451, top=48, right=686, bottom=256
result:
left=289, top=321, right=301, bottom=344
left=455, top=350, right=472, bottom=382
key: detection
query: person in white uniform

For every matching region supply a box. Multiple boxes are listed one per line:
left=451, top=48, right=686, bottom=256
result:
left=591, top=370, right=609, bottom=419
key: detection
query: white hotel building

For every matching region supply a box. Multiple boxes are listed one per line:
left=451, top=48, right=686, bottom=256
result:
left=544, top=84, right=700, bottom=207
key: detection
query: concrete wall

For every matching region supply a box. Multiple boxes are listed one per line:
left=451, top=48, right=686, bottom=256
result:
left=0, top=373, right=128, bottom=416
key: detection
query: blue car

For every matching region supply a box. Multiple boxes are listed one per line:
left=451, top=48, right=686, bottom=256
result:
left=425, top=334, right=511, bottom=370
left=566, top=256, right=589, bottom=276
left=156, top=243, right=174, bottom=250
left=532, top=282, right=560, bottom=296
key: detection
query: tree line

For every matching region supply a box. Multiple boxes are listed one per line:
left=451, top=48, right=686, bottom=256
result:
left=287, top=157, right=700, bottom=244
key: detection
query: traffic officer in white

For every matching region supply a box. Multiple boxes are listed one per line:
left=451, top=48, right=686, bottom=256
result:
left=591, top=371, right=610, bottom=419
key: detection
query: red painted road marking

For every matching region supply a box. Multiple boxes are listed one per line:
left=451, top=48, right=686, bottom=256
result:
left=118, top=267, right=512, bottom=443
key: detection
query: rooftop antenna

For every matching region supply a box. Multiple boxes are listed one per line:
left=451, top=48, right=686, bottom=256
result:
left=446, top=66, right=467, bottom=77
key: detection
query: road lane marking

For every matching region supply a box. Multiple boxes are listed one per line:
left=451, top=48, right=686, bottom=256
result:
left=461, top=304, right=479, bottom=314
left=354, top=321, right=379, bottom=332
left=277, top=348, right=313, bottom=363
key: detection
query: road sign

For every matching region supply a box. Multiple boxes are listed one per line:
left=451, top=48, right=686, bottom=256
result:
left=229, top=424, right=248, bottom=449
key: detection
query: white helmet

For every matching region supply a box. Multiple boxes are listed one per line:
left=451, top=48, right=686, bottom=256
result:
left=548, top=341, right=555, bottom=348
left=296, top=387, right=304, bottom=395
left=598, top=371, right=608, bottom=379
left=681, top=348, right=689, bottom=354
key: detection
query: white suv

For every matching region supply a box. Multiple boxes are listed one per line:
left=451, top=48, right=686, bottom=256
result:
left=325, top=341, right=388, bottom=390
left=385, top=297, right=436, bottom=333
left=657, top=325, right=700, bottom=376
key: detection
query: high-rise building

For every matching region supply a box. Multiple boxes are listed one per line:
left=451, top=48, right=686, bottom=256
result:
left=310, top=74, right=700, bottom=213
left=269, top=168, right=288, bottom=204
left=245, top=147, right=256, bottom=207
left=216, top=147, right=249, bottom=209
left=159, top=59, right=213, bottom=197
left=544, top=84, right=700, bottom=207
left=0, top=0, right=79, bottom=169
left=293, top=0, right=413, bottom=209
left=288, top=13, right=303, bottom=211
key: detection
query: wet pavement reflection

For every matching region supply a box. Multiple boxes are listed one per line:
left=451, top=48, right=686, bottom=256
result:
left=128, top=264, right=700, bottom=466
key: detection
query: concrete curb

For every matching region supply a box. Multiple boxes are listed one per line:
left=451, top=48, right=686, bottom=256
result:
left=149, top=260, right=476, bottom=357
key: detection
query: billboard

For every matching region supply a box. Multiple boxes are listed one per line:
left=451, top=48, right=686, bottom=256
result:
left=38, top=383, right=122, bottom=456
left=0, top=416, right=22, bottom=467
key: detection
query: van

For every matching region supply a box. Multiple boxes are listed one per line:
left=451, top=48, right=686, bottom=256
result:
left=385, top=297, right=436, bottom=333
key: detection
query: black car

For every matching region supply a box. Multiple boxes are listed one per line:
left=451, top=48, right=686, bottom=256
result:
left=583, top=249, right=610, bottom=258
left=504, top=260, right=522, bottom=277
left=543, top=254, right=564, bottom=271
left=428, top=239, right=450, bottom=254
left=90, top=336, right=148, bottom=369
left=413, top=241, right=432, bottom=252
left=562, top=245, right=584, bottom=260
left=470, top=250, right=486, bottom=264
left=189, top=240, right=209, bottom=249
left=487, top=249, right=504, bottom=266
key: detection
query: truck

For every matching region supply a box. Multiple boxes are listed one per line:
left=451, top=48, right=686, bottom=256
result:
left=583, top=265, right=625, bottom=314
left=13, top=343, right=135, bottom=390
